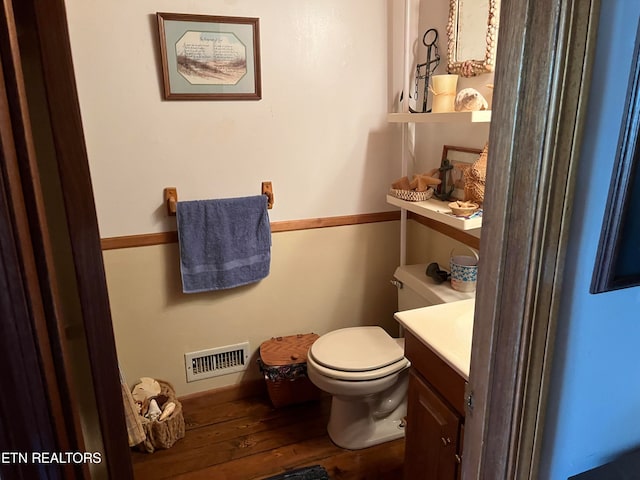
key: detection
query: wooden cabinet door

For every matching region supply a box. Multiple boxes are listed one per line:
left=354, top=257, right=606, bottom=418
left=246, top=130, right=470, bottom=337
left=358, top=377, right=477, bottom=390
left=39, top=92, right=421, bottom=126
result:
left=404, top=371, right=460, bottom=480
left=457, top=423, right=464, bottom=480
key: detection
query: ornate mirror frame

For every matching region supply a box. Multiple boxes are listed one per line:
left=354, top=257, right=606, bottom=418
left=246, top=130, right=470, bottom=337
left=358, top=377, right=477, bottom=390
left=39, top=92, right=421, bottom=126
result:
left=447, top=0, right=500, bottom=77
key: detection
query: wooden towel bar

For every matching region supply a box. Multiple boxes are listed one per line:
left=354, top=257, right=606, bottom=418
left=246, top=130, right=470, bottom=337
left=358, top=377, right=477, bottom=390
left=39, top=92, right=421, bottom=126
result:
left=163, top=183, right=274, bottom=216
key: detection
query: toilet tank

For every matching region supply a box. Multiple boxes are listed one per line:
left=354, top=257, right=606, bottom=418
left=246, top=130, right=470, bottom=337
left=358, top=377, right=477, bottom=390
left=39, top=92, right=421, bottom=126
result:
left=394, top=264, right=475, bottom=311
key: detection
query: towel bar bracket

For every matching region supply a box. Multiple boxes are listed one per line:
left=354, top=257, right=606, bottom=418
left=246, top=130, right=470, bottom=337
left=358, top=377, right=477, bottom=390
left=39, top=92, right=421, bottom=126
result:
left=262, top=181, right=274, bottom=209
left=164, top=187, right=177, bottom=216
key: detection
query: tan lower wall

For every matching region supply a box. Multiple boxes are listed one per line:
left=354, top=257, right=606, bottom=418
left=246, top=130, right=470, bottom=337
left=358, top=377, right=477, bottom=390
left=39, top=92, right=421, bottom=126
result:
left=103, top=221, right=401, bottom=396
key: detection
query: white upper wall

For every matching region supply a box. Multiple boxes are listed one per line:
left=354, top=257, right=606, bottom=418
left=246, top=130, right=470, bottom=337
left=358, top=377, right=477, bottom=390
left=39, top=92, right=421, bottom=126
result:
left=65, top=0, right=403, bottom=238
left=65, top=0, right=492, bottom=238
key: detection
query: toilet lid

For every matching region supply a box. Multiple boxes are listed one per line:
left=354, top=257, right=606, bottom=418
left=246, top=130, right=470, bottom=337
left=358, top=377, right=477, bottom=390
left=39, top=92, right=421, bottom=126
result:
left=310, top=326, right=405, bottom=372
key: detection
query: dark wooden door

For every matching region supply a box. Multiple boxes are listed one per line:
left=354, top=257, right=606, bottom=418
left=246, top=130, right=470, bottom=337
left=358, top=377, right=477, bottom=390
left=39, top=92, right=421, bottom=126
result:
left=0, top=123, right=68, bottom=480
left=404, top=370, right=460, bottom=480
left=0, top=0, right=133, bottom=478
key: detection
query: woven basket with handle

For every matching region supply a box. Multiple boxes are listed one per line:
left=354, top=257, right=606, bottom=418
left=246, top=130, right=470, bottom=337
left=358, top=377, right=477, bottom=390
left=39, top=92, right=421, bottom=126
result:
left=258, top=333, right=322, bottom=407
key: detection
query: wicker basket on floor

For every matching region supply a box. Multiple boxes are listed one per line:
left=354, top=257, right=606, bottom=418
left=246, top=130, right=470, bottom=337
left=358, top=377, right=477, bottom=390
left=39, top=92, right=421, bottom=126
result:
left=258, top=333, right=322, bottom=408
left=138, top=380, right=185, bottom=453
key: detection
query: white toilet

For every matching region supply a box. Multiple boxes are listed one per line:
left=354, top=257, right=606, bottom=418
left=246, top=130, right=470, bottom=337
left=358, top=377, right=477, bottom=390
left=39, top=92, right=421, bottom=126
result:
left=306, top=263, right=475, bottom=450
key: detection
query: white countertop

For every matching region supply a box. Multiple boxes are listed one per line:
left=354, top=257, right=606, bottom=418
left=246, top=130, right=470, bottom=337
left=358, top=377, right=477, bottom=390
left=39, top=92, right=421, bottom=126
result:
left=394, top=298, right=475, bottom=380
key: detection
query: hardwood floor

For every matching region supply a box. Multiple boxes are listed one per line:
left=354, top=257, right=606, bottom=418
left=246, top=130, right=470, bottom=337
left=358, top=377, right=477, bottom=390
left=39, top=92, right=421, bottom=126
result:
left=131, top=393, right=405, bottom=479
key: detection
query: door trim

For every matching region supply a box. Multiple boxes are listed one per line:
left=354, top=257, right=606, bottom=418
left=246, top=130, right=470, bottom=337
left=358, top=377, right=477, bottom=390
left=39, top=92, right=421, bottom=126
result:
left=1, top=0, right=135, bottom=477
left=29, top=1, right=134, bottom=477
left=463, top=0, right=600, bottom=478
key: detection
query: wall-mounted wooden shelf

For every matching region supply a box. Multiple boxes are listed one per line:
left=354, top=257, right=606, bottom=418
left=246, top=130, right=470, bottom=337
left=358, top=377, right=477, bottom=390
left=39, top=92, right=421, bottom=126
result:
left=387, top=110, right=492, bottom=124
left=386, top=195, right=482, bottom=231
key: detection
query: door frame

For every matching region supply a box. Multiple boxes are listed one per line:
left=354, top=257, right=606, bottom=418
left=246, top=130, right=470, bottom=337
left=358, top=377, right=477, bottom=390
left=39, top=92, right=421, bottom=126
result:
left=0, top=0, right=133, bottom=478
left=463, top=0, right=600, bottom=478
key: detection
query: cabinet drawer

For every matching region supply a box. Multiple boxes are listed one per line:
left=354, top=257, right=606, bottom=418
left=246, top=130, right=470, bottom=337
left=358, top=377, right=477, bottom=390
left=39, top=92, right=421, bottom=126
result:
left=405, top=331, right=466, bottom=416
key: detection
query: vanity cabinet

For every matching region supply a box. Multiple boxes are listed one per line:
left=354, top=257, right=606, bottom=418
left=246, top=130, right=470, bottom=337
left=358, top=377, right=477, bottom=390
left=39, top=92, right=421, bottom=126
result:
left=403, top=331, right=466, bottom=480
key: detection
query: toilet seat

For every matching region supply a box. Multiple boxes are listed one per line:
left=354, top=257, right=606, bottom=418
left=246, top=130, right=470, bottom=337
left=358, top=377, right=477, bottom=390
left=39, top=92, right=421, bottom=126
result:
left=308, top=354, right=409, bottom=381
left=309, top=326, right=409, bottom=381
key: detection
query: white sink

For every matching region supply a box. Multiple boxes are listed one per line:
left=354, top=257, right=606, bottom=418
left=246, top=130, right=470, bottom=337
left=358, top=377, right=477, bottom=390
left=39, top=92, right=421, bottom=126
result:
left=394, top=298, right=475, bottom=379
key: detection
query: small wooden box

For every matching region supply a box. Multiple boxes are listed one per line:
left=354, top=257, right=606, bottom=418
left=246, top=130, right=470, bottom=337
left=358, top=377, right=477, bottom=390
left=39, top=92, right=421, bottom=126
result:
left=258, top=333, right=322, bottom=408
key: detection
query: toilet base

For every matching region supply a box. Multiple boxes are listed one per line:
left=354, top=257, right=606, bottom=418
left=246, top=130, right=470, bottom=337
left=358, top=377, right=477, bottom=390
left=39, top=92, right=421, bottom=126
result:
left=326, top=394, right=407, bottom=450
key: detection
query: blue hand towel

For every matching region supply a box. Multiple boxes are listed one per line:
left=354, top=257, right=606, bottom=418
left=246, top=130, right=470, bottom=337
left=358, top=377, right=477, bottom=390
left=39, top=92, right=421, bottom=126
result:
left=176, top=195, right=271, bottom=293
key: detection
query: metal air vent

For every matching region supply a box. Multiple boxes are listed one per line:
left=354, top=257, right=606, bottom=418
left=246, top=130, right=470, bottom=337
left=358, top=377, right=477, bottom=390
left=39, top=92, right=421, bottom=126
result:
left=185, top=342, right=249, bottom=382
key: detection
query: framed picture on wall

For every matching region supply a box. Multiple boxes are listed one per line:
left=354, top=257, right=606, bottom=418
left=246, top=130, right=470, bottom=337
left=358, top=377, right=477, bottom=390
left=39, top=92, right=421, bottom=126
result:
left=591, top=20, right=640, bottom=293
left=156, top=13, right=261, bottom=100
left=437, top=145, right=482, bottom=201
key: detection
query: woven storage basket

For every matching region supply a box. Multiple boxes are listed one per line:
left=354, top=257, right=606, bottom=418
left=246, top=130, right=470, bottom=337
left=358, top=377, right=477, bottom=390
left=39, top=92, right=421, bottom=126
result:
left=258, top=333, right=322, bottom=408
left=389, top=188, right=434, bottom=202
left=463, top=143, right=488, bottom=204
left=138, top=380, right=185, bottom=453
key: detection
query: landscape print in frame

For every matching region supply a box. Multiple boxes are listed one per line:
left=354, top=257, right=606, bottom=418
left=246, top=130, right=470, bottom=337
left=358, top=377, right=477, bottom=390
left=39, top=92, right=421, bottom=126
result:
left=157, top=13, right=261, bottom=100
